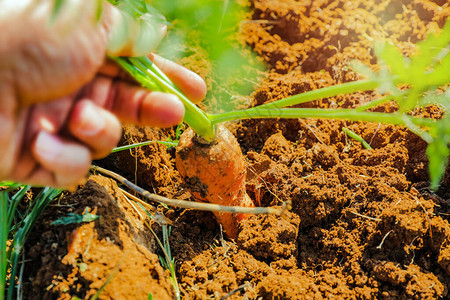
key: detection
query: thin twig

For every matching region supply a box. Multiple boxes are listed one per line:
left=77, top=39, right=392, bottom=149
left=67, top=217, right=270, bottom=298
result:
left=376, top=230, right=393, bottom=249
left=409, top=235, right=420, bottom=264
left=220, top=282, right=251, bottom=300
left=300, top=119, right=324, bottom=144
left=349, top=211, right=381, bottom=221
left=91, top=166, right=285, bottom=216
left=121, top=188, right=156, bottom=212
left=368, top=123, right=381, bottom=147
left=246, top=164, right=285, bottom=205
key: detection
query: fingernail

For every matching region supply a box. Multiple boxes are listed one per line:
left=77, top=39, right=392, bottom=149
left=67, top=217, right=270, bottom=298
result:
left=79, top=102, right=105, bottom=136
left=34, top=131, right=62, bottom=162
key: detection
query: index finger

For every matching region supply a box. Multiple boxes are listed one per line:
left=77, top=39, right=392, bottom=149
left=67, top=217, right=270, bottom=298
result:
left=99, top=54, right=207, bottom=104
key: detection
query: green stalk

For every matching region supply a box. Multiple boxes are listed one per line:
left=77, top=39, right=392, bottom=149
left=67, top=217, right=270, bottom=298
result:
left=209, top=108, right=436, bottom=143
left=356, top=94, right=397, bottom=112
left=112, top=57, right=215, bottom=142
left=112, top=141, right=177, bottom=153
left=111, top=57, right=394, bottom=145
left=0, top=192, right=8, bottom=300
left=112, top=56, right=438, bottom=158
left=210, top=108, right=405, bottom=125
left=256, top=79, right=381, bottom=109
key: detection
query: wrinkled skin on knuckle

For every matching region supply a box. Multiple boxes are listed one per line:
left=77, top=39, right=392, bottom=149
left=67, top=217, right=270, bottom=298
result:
left=0, top=0, right=109, bottom=106
left=0, top=1, right=127, bottom=187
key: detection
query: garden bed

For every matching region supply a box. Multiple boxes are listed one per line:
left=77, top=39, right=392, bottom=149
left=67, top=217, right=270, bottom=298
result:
left=24, top=0, right=449, bottom=299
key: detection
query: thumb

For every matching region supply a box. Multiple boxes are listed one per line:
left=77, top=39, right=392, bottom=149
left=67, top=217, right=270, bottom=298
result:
left=104, top=3, right=167, bottom=57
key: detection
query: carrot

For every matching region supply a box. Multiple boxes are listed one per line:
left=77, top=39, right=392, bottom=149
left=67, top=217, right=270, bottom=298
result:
left=175, top=125, right=254, bottom=239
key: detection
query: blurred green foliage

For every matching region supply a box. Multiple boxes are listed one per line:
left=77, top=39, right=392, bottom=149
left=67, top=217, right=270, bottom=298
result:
left=354, top=21, right=450, bottom=189
left=150, top=0, right=263, bottom=112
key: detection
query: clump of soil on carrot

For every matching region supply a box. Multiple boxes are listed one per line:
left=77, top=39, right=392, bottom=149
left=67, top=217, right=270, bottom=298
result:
left=24, top=0, right=449, bottom=299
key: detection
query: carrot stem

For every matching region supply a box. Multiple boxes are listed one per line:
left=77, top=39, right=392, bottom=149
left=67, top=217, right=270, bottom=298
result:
left=208, top=108, right=435, bottom=143
left=112, top=56, right=435, bottom=147
left=255, top=79, right=382, bottom=109
left=112, top=56, right=216, bottom=142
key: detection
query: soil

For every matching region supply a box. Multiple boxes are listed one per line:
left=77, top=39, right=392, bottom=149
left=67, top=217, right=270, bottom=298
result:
left=23, top=0, right=449, bottom=299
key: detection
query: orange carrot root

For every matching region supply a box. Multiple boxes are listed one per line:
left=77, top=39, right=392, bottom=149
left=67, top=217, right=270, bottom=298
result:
left=175, top=125, right=255, bottom=239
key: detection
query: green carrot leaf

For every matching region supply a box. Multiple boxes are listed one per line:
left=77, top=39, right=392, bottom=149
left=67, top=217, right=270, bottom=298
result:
left=427, top=121, right=450, bottom=190
left=374, top=40, right=408, bottom=81
left=151, top=0, right=263, bottom=112
left=411, top=21, right=450, bottom=80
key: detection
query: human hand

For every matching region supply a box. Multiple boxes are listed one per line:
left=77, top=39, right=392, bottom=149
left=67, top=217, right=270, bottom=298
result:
left=0, top=0, right=207, bottom=187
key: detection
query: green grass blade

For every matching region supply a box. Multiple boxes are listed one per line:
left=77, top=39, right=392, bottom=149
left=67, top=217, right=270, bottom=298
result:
left=6, top=187, right=61, bottom=300
left=427, top=121, right=450, bottom=190
left=0, top=192, right=9, bottom=300
left=132, top=203, right=179, bottom=299
left=112, top=141, right=178, bottom=153
left=161, top=225, right=179, bottom=300
left=7, top=187, right=29, bottom=231
left=0, top=183, right=22, bottom=190
left=342, top=128, right=373, bottom=150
